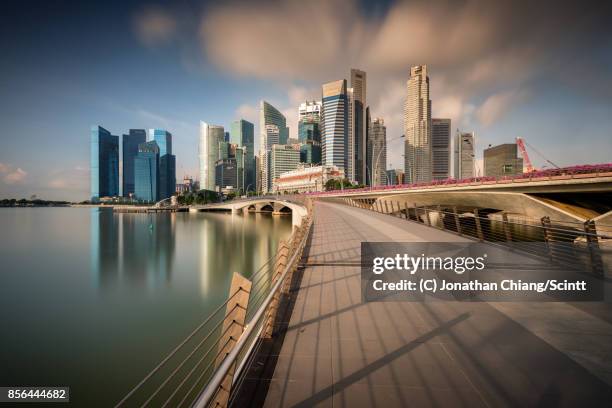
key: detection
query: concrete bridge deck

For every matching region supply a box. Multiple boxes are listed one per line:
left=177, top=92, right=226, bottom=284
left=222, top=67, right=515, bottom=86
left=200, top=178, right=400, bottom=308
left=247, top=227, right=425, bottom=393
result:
left=253, top=201, right=612, bottom=407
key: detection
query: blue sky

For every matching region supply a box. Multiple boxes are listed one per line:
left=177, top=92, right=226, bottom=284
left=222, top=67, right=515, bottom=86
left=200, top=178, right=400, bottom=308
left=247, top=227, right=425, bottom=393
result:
left=1, top=0, right=611, bottom=200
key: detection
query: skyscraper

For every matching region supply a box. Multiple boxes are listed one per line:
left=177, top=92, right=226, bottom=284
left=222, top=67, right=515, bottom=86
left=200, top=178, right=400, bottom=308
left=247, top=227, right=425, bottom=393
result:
left=431, top=118, right=451, bottom=180
left=369, top=118, right=387, bottom=186
left=134, top=141, right=160, bottom=202
left=230, top=119, right=255, bottom=192
left=149, top=129, right=176, bottom=200
left=404, top=65, right=432, bottom=183
left=454, top=130, right=475, bottom=179
left=350, top=68, right=367, bottom=185
left=321, top=79, right=348, bottom=175
left=122, top=129, right=146, bottom=197
left=260, top=101, right=289, bottom=151
left=259, top=101, right=289, bottom=193
left=199, top=122, right=225, bottom=191
left=346, top=87, right=355, bottom=182
left=90, top=125, right=119, bottom=201
left=149, top=129, right=172, bottom=156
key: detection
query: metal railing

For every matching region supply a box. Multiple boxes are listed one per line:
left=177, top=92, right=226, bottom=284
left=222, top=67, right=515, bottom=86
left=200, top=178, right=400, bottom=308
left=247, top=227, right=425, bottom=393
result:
left=115, top=199, right=313, bottom=408
left=337, top=197, right=611, bottom=276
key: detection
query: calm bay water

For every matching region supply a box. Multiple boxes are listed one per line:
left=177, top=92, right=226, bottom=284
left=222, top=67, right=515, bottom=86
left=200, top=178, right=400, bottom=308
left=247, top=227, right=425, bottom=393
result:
left=0, top=207, right=292, bottom=407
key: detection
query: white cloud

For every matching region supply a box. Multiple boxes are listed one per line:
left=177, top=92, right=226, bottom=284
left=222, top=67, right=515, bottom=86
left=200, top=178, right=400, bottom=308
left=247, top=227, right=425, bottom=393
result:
left=0, top=163, right=28, bottom=185
left=476, top=89, right=530, bottom=127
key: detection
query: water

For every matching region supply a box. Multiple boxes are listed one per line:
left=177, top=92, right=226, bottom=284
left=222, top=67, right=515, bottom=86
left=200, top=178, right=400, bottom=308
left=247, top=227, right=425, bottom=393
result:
left=0, top=207, right=292, bottom=407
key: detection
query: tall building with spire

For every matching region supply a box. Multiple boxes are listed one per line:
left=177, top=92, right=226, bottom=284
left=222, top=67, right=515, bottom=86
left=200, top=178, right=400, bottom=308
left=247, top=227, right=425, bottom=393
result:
left=404, top=65, right=432, bottom=183
left=321, top=79, right=348, bottom=176
left=350, top=68, right=367, bottom=185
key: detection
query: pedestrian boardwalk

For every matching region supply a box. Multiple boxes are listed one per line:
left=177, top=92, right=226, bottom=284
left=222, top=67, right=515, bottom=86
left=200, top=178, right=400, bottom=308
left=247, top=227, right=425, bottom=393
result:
left=255, top=201, right=612, bottom=407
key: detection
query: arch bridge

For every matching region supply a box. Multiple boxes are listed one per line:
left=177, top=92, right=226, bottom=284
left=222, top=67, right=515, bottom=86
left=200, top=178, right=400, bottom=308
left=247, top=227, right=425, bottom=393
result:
left=190, top=198, right=308, bottom=227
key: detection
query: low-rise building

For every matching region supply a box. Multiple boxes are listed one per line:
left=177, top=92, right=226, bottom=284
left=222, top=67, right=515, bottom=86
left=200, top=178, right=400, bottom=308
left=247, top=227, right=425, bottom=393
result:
left=273, top=165, right=344, bottom=194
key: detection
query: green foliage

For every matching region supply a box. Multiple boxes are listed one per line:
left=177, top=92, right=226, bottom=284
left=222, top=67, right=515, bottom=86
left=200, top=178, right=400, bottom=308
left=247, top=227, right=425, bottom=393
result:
left=324, top=178, right=361, bottom=191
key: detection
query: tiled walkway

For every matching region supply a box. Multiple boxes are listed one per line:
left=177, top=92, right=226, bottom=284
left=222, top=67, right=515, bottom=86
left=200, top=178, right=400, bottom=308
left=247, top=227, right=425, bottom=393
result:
left=261, top=201, right=612, bottom=407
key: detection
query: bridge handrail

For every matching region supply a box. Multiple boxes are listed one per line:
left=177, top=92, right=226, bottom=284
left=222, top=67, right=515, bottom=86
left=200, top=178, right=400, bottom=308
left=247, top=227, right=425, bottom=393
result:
left=114, top=199, right=313, bottom=407
left=334, top=197, right=610, bottom=275
left=193, top=216, right=312, bottom=407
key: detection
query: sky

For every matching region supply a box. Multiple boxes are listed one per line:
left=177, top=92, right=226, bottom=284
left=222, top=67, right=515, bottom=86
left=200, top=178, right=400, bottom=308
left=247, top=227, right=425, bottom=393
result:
left=1, top=0, right=611, bottom=201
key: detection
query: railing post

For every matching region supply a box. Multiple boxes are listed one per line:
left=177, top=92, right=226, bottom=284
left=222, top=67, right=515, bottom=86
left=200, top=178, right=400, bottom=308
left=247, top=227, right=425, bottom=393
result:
left=262, top=241, right=289, bottom=339
left=213, top=272, right=252, bottom=408
left=437, top=205, right=445, bottom=230
left=424, top=206, right=431, bottom=226
left=473, top=208, right=484, bottom=241
left=414, top=203, right=419, bottom=222
left=404, top=202, right=409, bottom=219
left=502, top=212, right=512, bottom=242
left=541, top=216, right=554, bottom=261
left=453, top=206, right=462, bottom=235
left=584, top=219, right=604, bottom=276
left=384, top=201, right=389, bottom=214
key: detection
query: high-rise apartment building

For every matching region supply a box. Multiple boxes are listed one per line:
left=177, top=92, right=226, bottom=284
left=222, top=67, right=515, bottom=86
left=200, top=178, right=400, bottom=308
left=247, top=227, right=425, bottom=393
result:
left=369, top=118, right=387, bottom=186
left=483, top=143, right=523, bottom=178
left=230, top=119, right=255, bottom=192
left=454, top=131, right=475, bottom=179
left=122, top=129, right=146, bottom=197
left=134, top=141, right=160, bottom=202
left=321, top=79, right=348, bottom=173
left=431, top=118, right=451, bottom=180
left=350, top=68, right=367, bottom=185
left=199, top=122, right=224, bottom=191
left=149, top=129, right=176, bottom=200
left=404, top=65, right=432, bottom=183
left=90, top=125, right=119, bottom=201
left=270, top=144, right=300, bottom=193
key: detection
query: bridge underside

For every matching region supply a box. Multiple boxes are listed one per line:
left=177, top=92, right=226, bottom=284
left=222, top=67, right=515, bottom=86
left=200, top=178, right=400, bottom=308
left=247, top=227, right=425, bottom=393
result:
left=348, top=191, right=611, bottom=227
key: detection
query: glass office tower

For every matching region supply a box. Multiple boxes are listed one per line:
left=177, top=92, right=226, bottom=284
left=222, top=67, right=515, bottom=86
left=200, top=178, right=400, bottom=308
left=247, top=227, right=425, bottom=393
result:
left=321, top=80, right=349, bottom=173
left=122, top=129, right=146, bottom=197
left=134, top=141, right=160, bottom=202
left=230, top=119, right=255, bottom=193
left=90, top=125, right=119, bottom=201
left=149, top=129, right=175, bottom=200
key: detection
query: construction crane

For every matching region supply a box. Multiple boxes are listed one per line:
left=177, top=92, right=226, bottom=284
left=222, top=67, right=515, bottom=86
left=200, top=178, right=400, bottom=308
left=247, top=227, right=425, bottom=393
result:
left=516, top=137, right=560, bottom=173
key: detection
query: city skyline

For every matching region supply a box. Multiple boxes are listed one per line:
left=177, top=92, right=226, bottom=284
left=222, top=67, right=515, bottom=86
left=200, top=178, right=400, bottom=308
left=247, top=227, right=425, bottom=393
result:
left=1, top=0, right=612, bottom=200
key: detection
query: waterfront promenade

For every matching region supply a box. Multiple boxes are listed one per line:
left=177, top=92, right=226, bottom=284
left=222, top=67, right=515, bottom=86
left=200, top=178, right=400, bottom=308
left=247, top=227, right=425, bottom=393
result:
left=257, top=200, right=612, bottom=407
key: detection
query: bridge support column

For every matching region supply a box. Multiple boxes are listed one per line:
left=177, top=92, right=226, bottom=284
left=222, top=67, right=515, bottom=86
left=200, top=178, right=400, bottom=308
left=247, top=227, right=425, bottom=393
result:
left=213, top=272, right=251, bottom=407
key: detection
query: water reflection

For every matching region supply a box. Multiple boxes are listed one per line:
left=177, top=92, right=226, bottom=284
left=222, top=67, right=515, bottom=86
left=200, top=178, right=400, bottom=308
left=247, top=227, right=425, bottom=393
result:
left=90, top=208, right=292, bottom=296
left=90, top=208, right=176, bottom=290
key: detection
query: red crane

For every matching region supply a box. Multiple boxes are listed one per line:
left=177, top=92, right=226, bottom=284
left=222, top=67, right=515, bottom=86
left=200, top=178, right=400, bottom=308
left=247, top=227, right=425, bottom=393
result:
left=516, top=136, right=560, bottom=173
